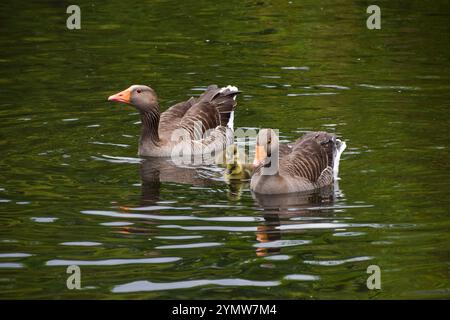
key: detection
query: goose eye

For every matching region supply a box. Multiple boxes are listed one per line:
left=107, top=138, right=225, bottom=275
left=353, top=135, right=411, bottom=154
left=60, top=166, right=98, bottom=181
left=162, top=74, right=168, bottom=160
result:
left=136, top=89, right=142, bottom=94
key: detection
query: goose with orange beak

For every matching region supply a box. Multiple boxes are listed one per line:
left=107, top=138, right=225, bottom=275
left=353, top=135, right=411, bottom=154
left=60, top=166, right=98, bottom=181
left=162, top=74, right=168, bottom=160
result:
left=107, top=84, right=240, bottom=159
left=250, top=129, right=346, bottom=194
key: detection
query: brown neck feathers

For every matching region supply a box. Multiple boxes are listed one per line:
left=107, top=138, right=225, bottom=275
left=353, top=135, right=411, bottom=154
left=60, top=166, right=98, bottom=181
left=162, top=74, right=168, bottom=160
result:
left=140, top=110, right=160, bottom=146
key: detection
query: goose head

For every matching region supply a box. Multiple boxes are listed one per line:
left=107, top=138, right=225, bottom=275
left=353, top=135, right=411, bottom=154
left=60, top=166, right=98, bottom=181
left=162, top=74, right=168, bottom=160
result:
left=108, top=85, right=159, bottom=113
left=254, top=128, right=279, bottom=167
left=224, top=144, right=245, bottom=179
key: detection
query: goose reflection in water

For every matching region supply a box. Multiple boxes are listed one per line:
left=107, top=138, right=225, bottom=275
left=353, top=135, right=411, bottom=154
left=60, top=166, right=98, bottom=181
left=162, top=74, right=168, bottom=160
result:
left=252, top=183, right=343, bottom=257
left=139, top=157, right=222, bottom=204
left=114, top=157, right=223, bottom=236
left=115, top=157, right=345, bottom=259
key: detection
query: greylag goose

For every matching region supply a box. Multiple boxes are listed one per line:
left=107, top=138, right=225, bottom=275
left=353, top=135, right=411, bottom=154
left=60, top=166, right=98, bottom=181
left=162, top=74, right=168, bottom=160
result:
left=250, top=129, right=346, bottom=194
left=108, top=84, right=239, bottom=158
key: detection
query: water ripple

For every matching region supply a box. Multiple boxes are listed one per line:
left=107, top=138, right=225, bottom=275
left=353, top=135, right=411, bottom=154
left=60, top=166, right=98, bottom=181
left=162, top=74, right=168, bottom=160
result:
left=113, top=278, right=280, bottom=293
left=91, top=155, right=142, bottom=164
left=333, top=232, right=366, bottom=237
left=82, top=210, right=260, bottom=222
left=158, top=225, right=256, bottom=232
left=306, top=204, right=374, bottom=211
left=358, top=84, right=420, bottom=90
left=281, top=66, right=309, bottom=70
left=284, top=274, right=320, bottom=281
left=0, top=263, right=24, bottom=268
left=254, top=240, right=311, bottom=248
left=46, top=257, right=181, bottom=266
left=60, top=242, right=102, bottom=247
left=100, top=221, right=134, bottom=226
left=119, top=206, right=192, bottom=212
left=0, top=253, right=32, bottom=258
left=199, top=204, right=244, bottom=209
left=158, top=221, right=399, bottom=233
left=304, top=256, right=373, bottom=266
left=264, top=255, right=292, bottom=261
left=31, top=217, right=58, bottom=223
left=277, top=223, right=350, bottom=230
left=287, top=92, right=337, bottom=96
left=156, top=242, right=222, bottom=249
left=90, top=141, right=130, bottom=148
left=313, top=84, right=350, bottom=90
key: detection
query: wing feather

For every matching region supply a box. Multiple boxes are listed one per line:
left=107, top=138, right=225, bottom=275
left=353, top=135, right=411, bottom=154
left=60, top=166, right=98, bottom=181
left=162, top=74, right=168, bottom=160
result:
left=158, top=97, right=196, bottom=138
left=281, top=135, right=330, bottom=183
left=179, top=85, right=239, bottom=140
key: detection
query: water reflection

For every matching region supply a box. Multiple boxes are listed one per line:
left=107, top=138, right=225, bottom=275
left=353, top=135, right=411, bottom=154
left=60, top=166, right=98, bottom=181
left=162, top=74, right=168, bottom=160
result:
left=252, top=185, right=338, bottom=212
left=103, top=156, right=349, bottom=260
left=113, top=278, right=280, bottom=293
left=225, top=180, right=248, bottom=201
left=137, top=157, right=348, bottom=259
left=140, top=157, right=220, bottom=204
left=255, top=214, right=282, bottom=257
left=103, top=158, right=224, bottom=236
left=252, top=183, right=342, bottom=257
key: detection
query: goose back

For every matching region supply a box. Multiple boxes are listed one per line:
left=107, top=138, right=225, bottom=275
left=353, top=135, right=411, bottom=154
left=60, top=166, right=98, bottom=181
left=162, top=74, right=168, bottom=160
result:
left=281, top=137, right=329, bottom=183
left=156, top=85, right=239, bottom=142
left=158, top=97, right=197, bottom=138
left=251, top=131, right=346, bottom=194
left=178, top=85, right=238, bottom=140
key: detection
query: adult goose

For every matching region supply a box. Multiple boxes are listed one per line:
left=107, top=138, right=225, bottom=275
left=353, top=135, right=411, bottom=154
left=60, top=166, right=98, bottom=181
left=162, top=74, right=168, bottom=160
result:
left=250, top=129, right=346, bottom=194
left=108, top=84, right=239, bottom=158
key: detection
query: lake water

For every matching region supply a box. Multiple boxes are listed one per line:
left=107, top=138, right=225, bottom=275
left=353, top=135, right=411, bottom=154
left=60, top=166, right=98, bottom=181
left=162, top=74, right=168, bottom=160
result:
left=0, top=0, right=449, bottom=299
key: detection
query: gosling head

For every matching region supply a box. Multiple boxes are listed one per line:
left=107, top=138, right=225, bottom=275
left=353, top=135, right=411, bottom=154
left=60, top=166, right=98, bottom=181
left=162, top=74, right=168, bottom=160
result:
left=224, top=145, right=245, bottom=180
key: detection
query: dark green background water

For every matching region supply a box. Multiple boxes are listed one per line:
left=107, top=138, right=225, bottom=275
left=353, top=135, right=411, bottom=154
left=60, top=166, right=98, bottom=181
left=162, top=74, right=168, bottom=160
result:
left=0, top=0, right=449, bottom=299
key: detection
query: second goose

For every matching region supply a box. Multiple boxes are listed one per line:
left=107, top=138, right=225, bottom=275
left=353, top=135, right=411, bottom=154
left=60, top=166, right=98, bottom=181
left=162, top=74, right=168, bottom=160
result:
left=250, top=129, right=346, bottom=194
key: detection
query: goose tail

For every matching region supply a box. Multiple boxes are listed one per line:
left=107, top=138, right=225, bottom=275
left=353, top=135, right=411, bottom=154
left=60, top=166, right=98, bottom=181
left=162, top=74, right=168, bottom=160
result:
left=218, top=85, right=239, bottom=130
left=333, top=139, right=346, bottom=180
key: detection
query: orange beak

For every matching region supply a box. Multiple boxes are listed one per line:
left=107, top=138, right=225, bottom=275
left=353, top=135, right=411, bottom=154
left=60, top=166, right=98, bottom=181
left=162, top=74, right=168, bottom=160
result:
left=108, top=87, right=131, bottom=104
left=253, top=145, right=266, bottom=166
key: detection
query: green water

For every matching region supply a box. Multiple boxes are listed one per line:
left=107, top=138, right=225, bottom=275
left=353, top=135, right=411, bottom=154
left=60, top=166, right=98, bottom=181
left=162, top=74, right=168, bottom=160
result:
left=0, top=0, right=449, bottom=299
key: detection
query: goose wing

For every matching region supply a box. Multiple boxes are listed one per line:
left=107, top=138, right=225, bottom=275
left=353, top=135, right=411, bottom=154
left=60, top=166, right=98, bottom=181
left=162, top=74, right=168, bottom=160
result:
left=293, top=131, right=336, bottom=167
left=178, top=85, right=239, bottom=140
left=158, top=97, right=197, bottom=138
left=281, top=134, right=331, bottom=183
